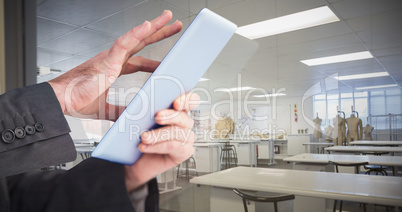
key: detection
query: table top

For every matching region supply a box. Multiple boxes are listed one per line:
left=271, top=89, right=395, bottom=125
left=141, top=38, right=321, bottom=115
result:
left=351, top=140, right=402, bottom=146
left=193, top=143, right=225, bottom=147
left=75, top=146, right=95, bottom=154
left=325, top=146, right=402, bottom=153
left=190, top=167, right=402, bottom=206
left=284, top=153, right=402, bottom=166
left=260, top=139, right=288, bottom=141
left=302, top=142, right=334, bottom=146
left=74, top=143, right=93, bottom=147
left=196, top=140, right=261, bottom=144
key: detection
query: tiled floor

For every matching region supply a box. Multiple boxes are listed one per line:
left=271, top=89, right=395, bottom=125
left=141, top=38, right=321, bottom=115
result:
left=159, top=159, right=401, bottom=212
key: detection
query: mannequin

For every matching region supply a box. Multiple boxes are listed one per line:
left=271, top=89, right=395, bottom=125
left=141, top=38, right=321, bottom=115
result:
left=333, top=115, right=346, bottom=146
left=313, top=114, right=322, bottom=140
left=363, top=123, right=374, bottom=141
left=324, top=120, right=334, bottom=142
left=345, top=114, right=363, bottom=145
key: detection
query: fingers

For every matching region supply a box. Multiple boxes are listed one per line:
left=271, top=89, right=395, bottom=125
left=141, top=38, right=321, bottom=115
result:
left=106, top=10, right=174, bottom=72
left=173, top=93, right=200, bottom=112
left=120, top=56, right=160, bottom=76
left=130, top=20, right=183, bottom=54
left=155, top=109, right=194, bottom=129
left=139, top=126, right=195, bottom=154
left=141, top=125, right=195, bottom=145
left=138, top=140, right=194, bottom=156
left=144, top=20, right=183, bottom=46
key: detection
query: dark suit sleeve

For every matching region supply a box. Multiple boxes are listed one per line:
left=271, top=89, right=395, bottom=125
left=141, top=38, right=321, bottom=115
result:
left=0, top=83, right=159, bottom=211
left=0, top=83, right=76, bottom=177
left=7, top=158, right=137, bottom=212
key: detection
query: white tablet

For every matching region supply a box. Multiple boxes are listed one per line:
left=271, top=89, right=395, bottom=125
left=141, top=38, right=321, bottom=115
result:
left=91, top=8, right=237, bottom=165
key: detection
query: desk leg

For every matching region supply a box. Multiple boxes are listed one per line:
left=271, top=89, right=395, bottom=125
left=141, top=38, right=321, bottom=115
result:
left=392, top=166, right=397, bottom=176
left=267, top=140, right=276, bottom=165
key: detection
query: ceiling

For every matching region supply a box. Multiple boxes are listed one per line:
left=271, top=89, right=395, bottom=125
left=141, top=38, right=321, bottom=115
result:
left=36, top=0, right=402, bottom=103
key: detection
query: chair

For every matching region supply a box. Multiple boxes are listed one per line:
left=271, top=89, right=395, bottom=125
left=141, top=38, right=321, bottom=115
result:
left=220, top=144, right=238, bottom=169
left=329, top=161, right=369, bottom=212
left=233, top=189, right=295, bottom=212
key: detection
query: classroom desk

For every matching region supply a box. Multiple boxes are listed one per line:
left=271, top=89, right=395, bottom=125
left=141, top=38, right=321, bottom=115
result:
left=325, top=146, right=402, bottom=155
left=190, top=167, right=402, bottom=212
left=196, top=140, right=259, bottom=167
left=351, top=140, right=402, bottom=146
left=284, top=153, right=402, bottom=176
left=193, top=142, right=225, bottom=172
left=302, top=142, right=334, bottom=154
left=259, top=139, right=276, bottom=165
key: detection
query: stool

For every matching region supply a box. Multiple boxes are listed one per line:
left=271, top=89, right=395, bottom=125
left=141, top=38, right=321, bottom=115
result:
left=176, top=156, right=198, bottom=179
left=362, top=152, right=389, bottom=176
left=364, top=165, right=388, bottom=175
left=233, top=189, right=295, bottom=212
left=220, top=144, right=238, bottom=169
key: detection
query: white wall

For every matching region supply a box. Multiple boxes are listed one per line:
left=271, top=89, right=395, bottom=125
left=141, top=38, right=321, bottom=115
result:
left=193, top=95, right=314, bottom=140
left=276, top=96, right=314, bottom=135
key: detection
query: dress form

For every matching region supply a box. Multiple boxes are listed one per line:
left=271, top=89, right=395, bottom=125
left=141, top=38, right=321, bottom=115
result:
left=324, top=121, right=334, bottom=142
left=345, top=114, right=363, bottom=145
left=363, top=124, right=374, bottom=140
left=332, top=115, right=346, bottom=146
left=313, top=115, right=322, bottom=140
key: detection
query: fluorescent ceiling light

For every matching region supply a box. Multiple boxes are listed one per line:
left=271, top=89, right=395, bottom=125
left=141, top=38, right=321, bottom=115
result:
left=301, top=51, right=373, bottom=66
left=216, top=86, right=255, bottom=92
left=356, top=84, right=398, bottom=90
left=335, top=72, right=389, bottom=81
left=236, top=6, right=339, bottom=39
left=253, top=93, right=286, bottom=98
left=199, top=78, right=209, bottom=82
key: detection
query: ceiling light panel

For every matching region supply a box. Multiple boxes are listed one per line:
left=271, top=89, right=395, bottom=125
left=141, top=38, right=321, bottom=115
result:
left=215, top=86, right=255, bottom=92
left=253, top=93, right=286, bottom=97
left=335, top=72, right=389, bottom=80
left=356, top=84, right=398, bottom=90
left=236, top=6, right=340, bottom=39
left=301, top=51, right=373, bottom=66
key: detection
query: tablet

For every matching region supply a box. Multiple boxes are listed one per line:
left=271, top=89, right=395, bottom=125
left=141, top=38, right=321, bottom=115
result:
left=91, top=8, right=237, bottom=165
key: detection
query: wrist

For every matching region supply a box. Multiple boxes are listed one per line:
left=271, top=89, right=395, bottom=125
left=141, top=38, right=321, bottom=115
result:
left=48, top=81, right=67, bottom=114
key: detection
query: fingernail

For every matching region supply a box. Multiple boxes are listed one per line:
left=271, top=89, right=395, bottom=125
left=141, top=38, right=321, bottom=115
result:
left=142, top=20, right=150, bottom=26
left=138, top=144, right=146, bottom=152
left=142, top=132, right=151, bottom=142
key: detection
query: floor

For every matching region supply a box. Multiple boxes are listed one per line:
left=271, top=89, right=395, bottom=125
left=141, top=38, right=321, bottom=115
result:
left=158, top=159, right=401, bottom=212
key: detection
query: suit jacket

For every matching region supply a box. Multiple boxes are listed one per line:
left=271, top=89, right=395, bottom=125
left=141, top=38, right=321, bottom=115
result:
left=0, top=83, right=159, bottom=212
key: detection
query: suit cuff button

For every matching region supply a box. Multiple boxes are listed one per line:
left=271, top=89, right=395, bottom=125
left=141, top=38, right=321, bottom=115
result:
left=14, top=127, right=26, bottom=139
left=2, top=129, right=15, bottom=144
left=35, top=122, right=44, bottom=132
left=25, top=125, right=36, bottom=135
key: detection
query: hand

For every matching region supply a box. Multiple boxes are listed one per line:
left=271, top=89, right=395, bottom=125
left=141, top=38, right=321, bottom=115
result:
left=48, top=10, right=183, bottom=121
left=124, top=93, right=200, bottom=192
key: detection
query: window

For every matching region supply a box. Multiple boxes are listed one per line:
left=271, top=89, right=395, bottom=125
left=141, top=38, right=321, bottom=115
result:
left=327, top=94, right=339, bottom=125
left=314, top=88, right=402, bottom=130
